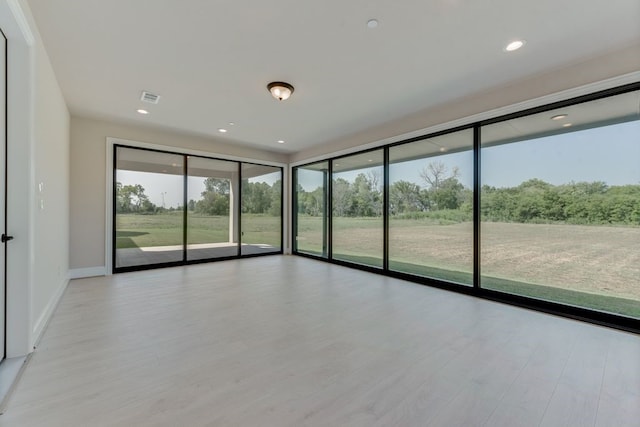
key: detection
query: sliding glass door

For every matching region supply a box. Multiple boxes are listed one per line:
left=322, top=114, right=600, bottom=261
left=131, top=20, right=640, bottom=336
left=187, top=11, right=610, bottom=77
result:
left=115, top=147, right=184, bottom=268
left=294, top=161, right=328, bottom=257
left=480, top=90, right=640, bottom=317
left=114, top=146, right=283, bottom=272
left=332, top=150, right=384, bottom=268
left=240, top=163, right=282, bottom=255
left=187, top=157, right=239, bottom=260
left=388, top=129, right=473, bottom=285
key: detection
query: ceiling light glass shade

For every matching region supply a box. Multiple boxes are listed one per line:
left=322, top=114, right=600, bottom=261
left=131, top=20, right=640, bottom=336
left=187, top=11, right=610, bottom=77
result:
left=505, top=40, right=525, bottom=51
left=268, top=82, right=294, bottom=101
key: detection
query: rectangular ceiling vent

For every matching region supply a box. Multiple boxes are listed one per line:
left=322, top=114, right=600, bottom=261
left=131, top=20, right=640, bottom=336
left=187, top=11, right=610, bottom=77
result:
left=140, top=91, right=160, bottom=104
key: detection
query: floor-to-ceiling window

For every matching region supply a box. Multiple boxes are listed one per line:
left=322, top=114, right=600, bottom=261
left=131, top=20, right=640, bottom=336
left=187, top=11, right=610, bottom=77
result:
left=113, top=146, right=283, bottom=272
left=389, top=129, right=474, bottom=285
left=480, top=90, right=640, bottom=318
left=187, top=157, right=238, bottom=260
left=292, top=83, right=640, bottom=329
left=332, top=150, right=384, bottom=268
left=115, top=147, right=185, bottom=268
left=294, top=161, right=328, bottom=257
left=240, top=163, right=282, bottom=255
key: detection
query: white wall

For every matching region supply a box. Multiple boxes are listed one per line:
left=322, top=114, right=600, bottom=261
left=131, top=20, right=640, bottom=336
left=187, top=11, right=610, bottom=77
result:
left=31, top=30, right=70, bottom=342
left=69, top=116, right=289, bottom=273
left=0, top=0, right=70, bottom=357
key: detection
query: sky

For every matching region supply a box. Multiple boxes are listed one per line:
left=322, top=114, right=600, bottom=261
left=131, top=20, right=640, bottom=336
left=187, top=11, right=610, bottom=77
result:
left=298, top=120, right=639, bottom=191
left=118, top=120, right=639, bottom=206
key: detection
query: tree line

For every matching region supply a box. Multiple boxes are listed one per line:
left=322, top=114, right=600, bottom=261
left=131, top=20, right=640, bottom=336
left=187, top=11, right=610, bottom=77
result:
left=298, top=162, right=472, bottom=218
left=191, top=177, right=281, bottom=216
left=116, top=178, right=281, bottom=216
left=482, top=179, right=639, bottom=225
left=297, top=161, right=640, bottom=226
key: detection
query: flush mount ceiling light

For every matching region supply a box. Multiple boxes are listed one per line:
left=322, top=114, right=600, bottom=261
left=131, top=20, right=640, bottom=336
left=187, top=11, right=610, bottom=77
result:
left=367, top=19, right=379, bottom=28
left=267, top=82, right=294, bottom=101
left=137, top=109, right=149, bottom=115
left=504, top=40, right=525, bottom=52
left=277, top=140, right=285, bottom=144
left=218, top=128, right=228, bottom=133
left=551, top=114, right=568, bottom=120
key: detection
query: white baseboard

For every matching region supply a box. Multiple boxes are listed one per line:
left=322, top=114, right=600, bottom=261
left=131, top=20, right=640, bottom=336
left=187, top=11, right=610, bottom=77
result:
left=31, top=277, right=69, bottom=348
left=68, top=266, right=106, bottom=279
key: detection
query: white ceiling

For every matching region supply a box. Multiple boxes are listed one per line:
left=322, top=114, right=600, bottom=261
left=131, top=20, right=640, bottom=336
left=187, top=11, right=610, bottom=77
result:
left=27, top=0, right=640, bottom=154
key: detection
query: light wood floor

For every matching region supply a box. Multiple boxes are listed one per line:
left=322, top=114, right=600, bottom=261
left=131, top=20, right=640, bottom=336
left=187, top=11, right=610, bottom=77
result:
left=1, top=256, right=639, bottom=426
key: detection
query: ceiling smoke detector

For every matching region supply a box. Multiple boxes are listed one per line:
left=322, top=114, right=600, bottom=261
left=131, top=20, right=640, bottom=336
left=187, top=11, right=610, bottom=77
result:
left=140, top=91, right=160, bottom=104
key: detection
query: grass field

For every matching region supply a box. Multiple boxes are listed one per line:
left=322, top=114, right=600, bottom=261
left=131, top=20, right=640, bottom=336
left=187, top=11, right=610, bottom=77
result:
left=296, top=216, right=640, bottom=317
left=116, top=213, right=639, bottom=317
left=116, top=213, right=281, bottom=249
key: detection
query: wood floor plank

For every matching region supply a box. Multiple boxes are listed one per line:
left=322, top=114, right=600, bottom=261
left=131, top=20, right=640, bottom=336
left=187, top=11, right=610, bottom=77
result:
left=0, top=256, right=638, bottom=427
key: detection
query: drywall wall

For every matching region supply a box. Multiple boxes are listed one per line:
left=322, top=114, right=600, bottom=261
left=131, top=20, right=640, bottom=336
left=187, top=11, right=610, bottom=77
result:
left=290, top=43, right=640, bottom=164
left=0, top=0, right=70, bottom=356
left=69, top=116, right=289, bottom=271
left=30, top=18, right=71, bottom=342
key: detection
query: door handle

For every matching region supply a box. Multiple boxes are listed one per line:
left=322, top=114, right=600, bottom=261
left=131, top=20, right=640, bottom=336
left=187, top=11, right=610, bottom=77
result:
left=1, top=234, right=13, bottom=243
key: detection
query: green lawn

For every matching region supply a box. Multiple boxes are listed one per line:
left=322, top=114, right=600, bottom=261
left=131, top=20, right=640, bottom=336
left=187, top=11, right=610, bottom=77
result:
left=295, top=215, right=640, bottom=318
left=116, top=212, right=281, bottom=249
left=329, top=254, right=640, bottom=318
left=116, top=213, right=640, bottom=318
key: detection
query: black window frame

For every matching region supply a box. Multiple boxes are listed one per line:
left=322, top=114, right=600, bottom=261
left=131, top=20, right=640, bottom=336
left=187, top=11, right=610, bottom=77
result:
left=113, top=144, right=283, bottom=274
left=292, top=81, right=640, bottom=334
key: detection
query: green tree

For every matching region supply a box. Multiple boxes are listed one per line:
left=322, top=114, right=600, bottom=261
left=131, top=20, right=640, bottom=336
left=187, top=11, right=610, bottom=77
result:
left=268, top=180, right=282, bottom=216
left=332, top=178, right=353, bottom=217
left=421, top=161, right=464, bottom=211
left=195, top=177, right=230, bottom=215
left=389, top=180, right=422, bottom=214
left=242, top=181, right=272, bottom=214
left=431, top=176, right=465, bottom=210
left=204, top=177, right=230, bottom=195
left=352, top=173, right=381, bottom=216
left=115, top=182, right=157, bottom=213
left=304, top=187, right=325, bottom=216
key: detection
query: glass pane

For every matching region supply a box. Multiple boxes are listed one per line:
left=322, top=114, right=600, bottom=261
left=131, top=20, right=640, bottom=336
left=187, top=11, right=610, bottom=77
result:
left=389, top=129, right=473, bottom=285
left=332, top=150, right=384, bottom=268
left=115, top=147, right=184, bottom=268
left=241, top=164, right=282, bottom=255
left=481, top=90, right=640, bottom=318
left=295, top=162, right=328, bottom=257
left=187, top=157, right=238, bottom=260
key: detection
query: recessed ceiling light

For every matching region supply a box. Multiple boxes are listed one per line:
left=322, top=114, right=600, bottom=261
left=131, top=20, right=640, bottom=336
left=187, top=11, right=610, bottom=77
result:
left=137, top=109, right=149, bottom=115
left=367, top=19, right=379, bottom=29
left=277, top=140, right=285, bottom=144
left=563, top=123, right=572, bottom=127
left=504, top=40, right=525, bottom=52
left=551, top=114, right=568, bottom=120
left=439, top=147, right=447, bottom=152
left=218, top=128, right=228, bottom=133
left=368, top=159, right=373, bottom=162
left=229, top=122, right=235, bottom=126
